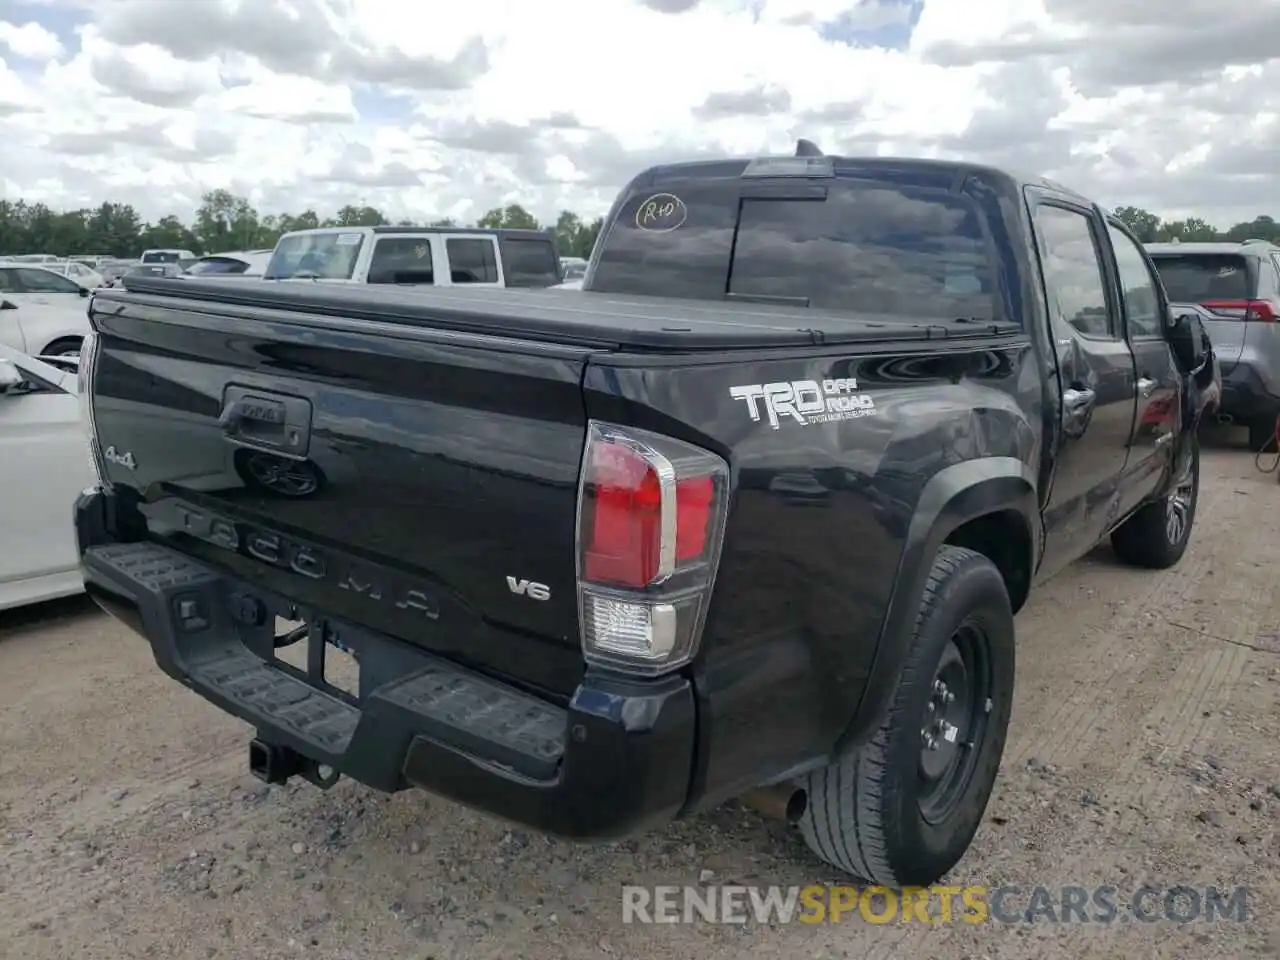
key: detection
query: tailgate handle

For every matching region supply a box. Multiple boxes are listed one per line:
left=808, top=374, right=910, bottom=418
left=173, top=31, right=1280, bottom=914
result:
left=219, top=387, right=312, bottom=458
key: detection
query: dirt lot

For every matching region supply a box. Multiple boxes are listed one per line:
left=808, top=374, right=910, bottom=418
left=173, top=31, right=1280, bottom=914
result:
left=2, top=429, right=1279, bottom=960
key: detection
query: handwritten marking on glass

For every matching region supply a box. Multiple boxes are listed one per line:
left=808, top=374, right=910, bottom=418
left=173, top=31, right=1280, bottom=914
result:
left=635, top=193, right=688, bottom=233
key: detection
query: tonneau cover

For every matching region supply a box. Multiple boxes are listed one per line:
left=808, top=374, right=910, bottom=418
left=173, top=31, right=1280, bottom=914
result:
left=107, top=276, right=1021, bottom=351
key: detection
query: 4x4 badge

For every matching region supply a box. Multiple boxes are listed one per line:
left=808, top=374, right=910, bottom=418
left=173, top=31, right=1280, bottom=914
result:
left=103, top=446, right=137, bottom=470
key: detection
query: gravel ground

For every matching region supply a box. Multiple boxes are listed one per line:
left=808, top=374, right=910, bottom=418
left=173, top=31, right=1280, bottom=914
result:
left=2, top=427, right=1278, bottom=960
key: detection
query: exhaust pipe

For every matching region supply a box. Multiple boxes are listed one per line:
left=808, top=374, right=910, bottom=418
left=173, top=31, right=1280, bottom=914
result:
left=740, top=784, right=808, bottom=823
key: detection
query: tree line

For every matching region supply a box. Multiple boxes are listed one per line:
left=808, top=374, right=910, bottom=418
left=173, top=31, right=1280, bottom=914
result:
left=0, top=190, right=605, bottom=261
left=1111, top=207, right=1280, bottom=244
left=2, top=189, right=1276, bottom=263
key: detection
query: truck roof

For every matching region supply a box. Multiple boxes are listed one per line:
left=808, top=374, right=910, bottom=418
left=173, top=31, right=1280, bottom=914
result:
left=115, top=275, right=1019, bottom=352
left=628, top=153, right=1094, bottom=207
left=275, top=225, right=552, bottom=240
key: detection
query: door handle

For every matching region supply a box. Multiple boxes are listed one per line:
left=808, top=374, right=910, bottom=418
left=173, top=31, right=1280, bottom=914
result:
left=1137, top=377, right=1156, bottom=398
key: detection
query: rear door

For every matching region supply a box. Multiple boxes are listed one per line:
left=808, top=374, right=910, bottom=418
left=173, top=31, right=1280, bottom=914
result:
left=441, top=235, right=504, bottom=287
left=1029, top=196, right=1137, bottom=577
left=1103, top=220, right=1183, bottom=517
left=1146, top=251, right=1253, bottom=365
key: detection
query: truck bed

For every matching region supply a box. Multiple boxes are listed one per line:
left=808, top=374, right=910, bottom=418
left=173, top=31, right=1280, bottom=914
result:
left=113, top=275, right=1020, bottom=351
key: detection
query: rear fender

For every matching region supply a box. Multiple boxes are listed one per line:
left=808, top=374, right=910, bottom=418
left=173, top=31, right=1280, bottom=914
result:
left=835, top=457, right=1038, bottom=751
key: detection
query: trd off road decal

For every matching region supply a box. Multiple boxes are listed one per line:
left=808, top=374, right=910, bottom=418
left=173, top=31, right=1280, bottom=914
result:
left=729, top=378, right=876, bottom=429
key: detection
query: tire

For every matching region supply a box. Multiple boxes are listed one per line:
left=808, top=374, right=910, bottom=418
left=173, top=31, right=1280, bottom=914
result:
left=1109, top=436, right=1199, bottom=570
left=797, top=545, right=1015, bottom=888
left=41, top=337, right=82, bottom=358
left=1247, top=418, right=1275, bottom=453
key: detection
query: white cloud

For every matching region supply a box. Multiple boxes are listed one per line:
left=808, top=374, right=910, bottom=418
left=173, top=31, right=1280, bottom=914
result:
left=0, top=19, right=63, bottom=59
left=0, top=0, right=1277, bottom=231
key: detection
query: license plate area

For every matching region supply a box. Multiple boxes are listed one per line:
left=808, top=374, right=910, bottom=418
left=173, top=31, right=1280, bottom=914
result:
left=273, top=615, right=361, bottom=703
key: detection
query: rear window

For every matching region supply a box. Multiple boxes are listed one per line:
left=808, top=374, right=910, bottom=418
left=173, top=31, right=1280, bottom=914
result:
left=367, top=238, right=435, bottom=284
left=141, top=251, right=181, bottom=264
left=499, top=237, right=559, bottom=287
left=187, top=257, right=249, bottom=276
left=1148, top=254, right=1253, bottom=303
left=446, top=238, right=499, bottom=283
left=590, top=179, right=998, bottom=320
left=265, top=232, right=364, bottom=280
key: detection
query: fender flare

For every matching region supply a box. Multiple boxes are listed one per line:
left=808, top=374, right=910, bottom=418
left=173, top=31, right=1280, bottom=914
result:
left=835, top=456, right=1040, bottom=751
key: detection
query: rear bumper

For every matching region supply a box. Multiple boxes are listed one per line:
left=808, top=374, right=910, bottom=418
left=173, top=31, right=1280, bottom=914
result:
left=1219, top=361, right=1280, bottom=423
left=75, top=487, right=695, bottom=840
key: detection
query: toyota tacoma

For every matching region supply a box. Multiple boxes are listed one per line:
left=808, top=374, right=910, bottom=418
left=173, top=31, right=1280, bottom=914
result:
left=75, top=145, right=1218, bottom=888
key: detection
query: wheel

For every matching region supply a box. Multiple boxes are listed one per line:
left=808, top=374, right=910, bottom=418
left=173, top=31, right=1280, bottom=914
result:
left=1247, top=418, right=1275, bottom=453
left=1109, top=436, right=1199, bottom=569
left=41, top=338, right=82, bottom=358
left=797, top=545, right=1015, bottom=888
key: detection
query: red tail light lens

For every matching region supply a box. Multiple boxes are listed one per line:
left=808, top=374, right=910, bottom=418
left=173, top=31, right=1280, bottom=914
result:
left=582, top=439, right=718, bottom=587
left=1200, top=299, right=1278, bottom=322
left=576, top=421, right=730, bottom=674
left=675, top=476, right=714, bottom=562
left=582, top=440, right=663, bottom=588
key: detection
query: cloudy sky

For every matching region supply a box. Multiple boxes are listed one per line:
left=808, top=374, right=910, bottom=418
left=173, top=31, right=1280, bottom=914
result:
left=0, top=0, right=1277, bottom=228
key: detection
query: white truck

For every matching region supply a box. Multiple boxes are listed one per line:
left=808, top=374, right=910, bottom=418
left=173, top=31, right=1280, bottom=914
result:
left=261, top=226, right=563, bottom=288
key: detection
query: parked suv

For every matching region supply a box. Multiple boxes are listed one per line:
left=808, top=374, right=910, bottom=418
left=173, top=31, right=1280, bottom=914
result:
left=1145, top=240, right=1280, bottom=450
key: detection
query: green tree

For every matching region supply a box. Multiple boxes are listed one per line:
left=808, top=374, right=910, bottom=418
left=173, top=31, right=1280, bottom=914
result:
left=1114, top=206, right=1162, bottom=242
left=476, top=204, right=540, bottom=230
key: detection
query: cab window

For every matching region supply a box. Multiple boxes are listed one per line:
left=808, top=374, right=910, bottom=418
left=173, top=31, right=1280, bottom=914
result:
left=1106, top=224, right=1164, bottom=339
left=446, top=239, right=499, bottom=283
left=1032, top=205, right=1115, bottom=339
left=368, top=238, right=435, bottom=284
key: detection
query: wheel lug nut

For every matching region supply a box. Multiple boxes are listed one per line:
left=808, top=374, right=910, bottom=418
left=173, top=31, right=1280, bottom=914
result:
left=926, top=702, right=935, bottom=713
left=946, top=692, right=955, bottom=703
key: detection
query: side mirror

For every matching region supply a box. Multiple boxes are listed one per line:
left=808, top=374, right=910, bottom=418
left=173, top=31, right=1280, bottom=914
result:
left=1166, top=310, right=1209, bottom=375
left=0, top=358, right=24, bottom=393
left=79, top=286, right=90, bottom=298
left=0, top=299, right=16, bottom=310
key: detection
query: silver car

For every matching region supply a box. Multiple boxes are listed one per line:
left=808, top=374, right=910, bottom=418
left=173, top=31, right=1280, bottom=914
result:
left=1145, top=240, right=1280, bottom=450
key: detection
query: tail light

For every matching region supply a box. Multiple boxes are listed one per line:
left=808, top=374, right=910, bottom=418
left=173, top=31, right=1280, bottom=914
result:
left=1200, top=299, right=1278, bottom=322
left=575, top=421, right=729, bottom=675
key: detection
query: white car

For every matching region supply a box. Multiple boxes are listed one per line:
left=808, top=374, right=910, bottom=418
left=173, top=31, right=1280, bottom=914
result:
left=43, top=260, right=106, bottom=289
left=0, top=344, right=94, bottom=610
left=0, top=264, right=93, bottom=357
left=185, top=249, right=273, bottom=278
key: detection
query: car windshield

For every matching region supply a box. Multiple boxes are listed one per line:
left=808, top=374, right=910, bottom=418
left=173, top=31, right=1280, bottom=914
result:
left=1148, top=253, right=1253, bottom=303
left=141, top=251, right=181, bottom=264
left=265, top=232, right=364, bottom=280
left=591, top=175, right=999, bottom=321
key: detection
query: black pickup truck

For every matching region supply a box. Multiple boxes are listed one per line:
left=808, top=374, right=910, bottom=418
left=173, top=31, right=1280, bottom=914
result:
left=75, top=148, right=1218, bottom=888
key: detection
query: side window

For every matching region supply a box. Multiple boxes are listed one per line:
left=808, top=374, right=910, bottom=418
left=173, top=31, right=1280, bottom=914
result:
left=0, top=269, right=18, bottom=293
left=1032, top=205, right=1114, bottom=338
left=446, top=238, right=498, bottom=284
left=499, top=238, right=559, bottom=287
left=17, top=268, right=81, bottom=293
left=1105, top=224, right=1163, bottom=338
left=367, top=238, right=435, bottom=285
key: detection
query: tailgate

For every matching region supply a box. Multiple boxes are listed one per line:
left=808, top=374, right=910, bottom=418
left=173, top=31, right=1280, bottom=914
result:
left=85, top=296, right=594, bottom=697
